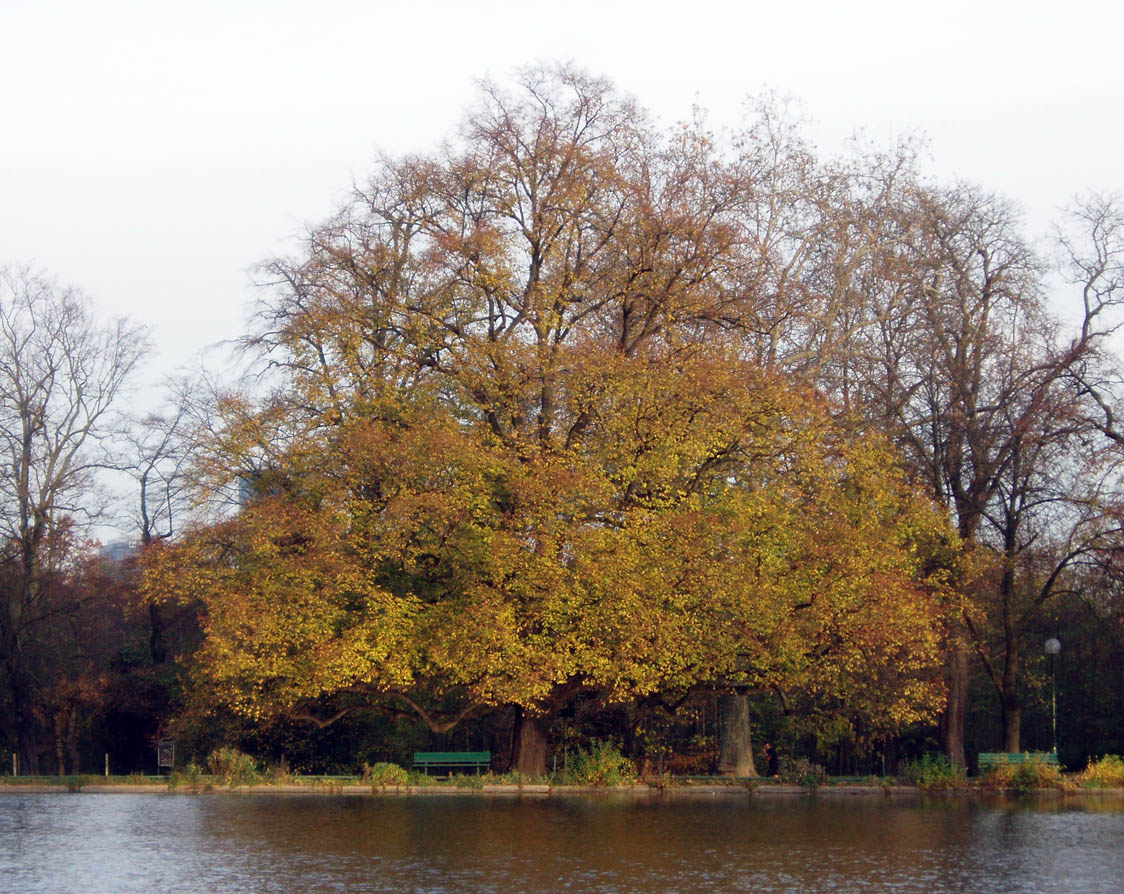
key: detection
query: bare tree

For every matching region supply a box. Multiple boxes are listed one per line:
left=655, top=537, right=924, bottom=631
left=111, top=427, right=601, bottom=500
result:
left=110, top=374, right=207, bottom=666
left=117, top=375, right=204, bottom=546
left=0, top=266, right=148, bottom=773
left=843, top=187, right=1124, bottom=760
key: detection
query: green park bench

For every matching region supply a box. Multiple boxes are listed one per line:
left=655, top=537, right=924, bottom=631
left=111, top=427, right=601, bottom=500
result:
left=412, top=751, right=491, bottom=776
left=977, top=751, right=1058, bottom=773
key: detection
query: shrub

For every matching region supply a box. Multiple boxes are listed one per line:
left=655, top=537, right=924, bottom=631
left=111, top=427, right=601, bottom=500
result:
left=902, top=753, right=964, bottom=789
left=169, top=762, right=205, bottom=790
left=563, top=741, right=637, bottom=786
left=779, top=757, right=829, bottom=788
left=206, top=746, right=261, bottom=787
left=266, top=763, right=293, bottom=784
left=1076, top=755, right=1124, bottom=788
left=366, top=761, right=412, bottom=785
left=982, top=756, right=1065, bottom=792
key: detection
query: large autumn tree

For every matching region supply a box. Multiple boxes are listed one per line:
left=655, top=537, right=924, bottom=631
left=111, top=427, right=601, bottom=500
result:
left=146, top=68, right=954, bottom=775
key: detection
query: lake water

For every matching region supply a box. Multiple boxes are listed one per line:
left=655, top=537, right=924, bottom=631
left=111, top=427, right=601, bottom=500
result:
left=2, top=791, right=1123, bottom=892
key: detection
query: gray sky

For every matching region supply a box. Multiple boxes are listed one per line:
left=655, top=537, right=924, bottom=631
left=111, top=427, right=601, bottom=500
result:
left=3, top=0, right=1121, bottom=385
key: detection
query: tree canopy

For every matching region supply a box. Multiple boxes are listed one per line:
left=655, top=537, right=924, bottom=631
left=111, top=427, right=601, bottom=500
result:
left=143, top=68, right=960, bottom=774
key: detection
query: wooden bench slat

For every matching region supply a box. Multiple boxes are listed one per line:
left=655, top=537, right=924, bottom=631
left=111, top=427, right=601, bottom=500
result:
left=977, top=751, right=1058, bottom=771
left=412, top=751, right=491, bottom=775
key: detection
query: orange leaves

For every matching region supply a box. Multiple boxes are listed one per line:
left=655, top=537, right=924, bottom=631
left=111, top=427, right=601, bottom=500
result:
left=143, top=335, right=957, bottom=737
left=145, top=70, right=966, bottom=739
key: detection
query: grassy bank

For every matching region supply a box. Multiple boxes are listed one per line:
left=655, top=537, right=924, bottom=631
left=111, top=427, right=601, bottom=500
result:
left=5, top=752, right=1123, bottom=796
left=4, top=772, right=1124, bottom=797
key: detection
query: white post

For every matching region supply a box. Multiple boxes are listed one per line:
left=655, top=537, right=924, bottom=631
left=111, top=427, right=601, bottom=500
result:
left=105, top=753, right=110, bottom=778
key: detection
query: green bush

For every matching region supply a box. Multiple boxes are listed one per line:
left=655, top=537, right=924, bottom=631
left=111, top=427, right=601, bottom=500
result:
left=366, top=762, right=412, bottom=785
left=779, top=757, right=829, bottom=788
left=206, top=746, right=261, bottom=787
left=902, top=753, right=964, bottom=789
left=169, top=762, right=205, bottom=789
left=982, top=757, right=1065, bottom=792
left=266, top=762, right=293, bottom=784
left=563, top=741, right=636, bottom=786
left=1077, top=755, right=1124, bottom=788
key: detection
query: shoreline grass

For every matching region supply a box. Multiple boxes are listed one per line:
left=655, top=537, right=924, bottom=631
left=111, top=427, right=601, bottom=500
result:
left=4, top=771, right=1124, bottom=796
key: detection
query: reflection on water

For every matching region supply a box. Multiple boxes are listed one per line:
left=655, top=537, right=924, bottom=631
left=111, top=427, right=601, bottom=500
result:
left=2, top=792, right=1123, bottom=892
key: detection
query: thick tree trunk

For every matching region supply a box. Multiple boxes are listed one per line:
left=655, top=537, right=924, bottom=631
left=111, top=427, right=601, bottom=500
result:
left=54, top=704, right=80, bottom=775
left=10, top=670, right=42, bottom=776
left=999, top=619, right=1021, bottom=752
left=67, top=733, right=80, bottom=776
left=55, top=726, right=66, bottom=776
left=16, top=720, right=40, bottom=776
left=1002, top=697, right=1021, bottom=753
left=511, top=707, right=550, bottom=777
left=717, top=692, right=758, bottom=777
left=941, top=644, right=968, bottom=767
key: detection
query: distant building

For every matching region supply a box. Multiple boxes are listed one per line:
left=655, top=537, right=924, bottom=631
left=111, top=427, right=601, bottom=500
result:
left=99, top=540, right=139, bottom=562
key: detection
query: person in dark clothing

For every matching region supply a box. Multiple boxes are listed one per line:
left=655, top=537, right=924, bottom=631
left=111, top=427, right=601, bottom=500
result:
left=763, top=741, right=779, bottom=777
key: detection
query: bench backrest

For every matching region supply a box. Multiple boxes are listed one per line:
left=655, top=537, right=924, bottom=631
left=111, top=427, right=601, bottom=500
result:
left=413, top=751, right=491, bottom=764
left=978, top=751, right=1058, bottom=765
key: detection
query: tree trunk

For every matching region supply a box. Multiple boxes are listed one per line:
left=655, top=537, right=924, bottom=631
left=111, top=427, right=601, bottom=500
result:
left=941, top=643, right=968, bottom=767
left=1002, top=697, right=1021, bottom=753
left=65, top=707, right=81, bottom=775
left=16, top=722, right=40, bottom=776
left=511, top=707, right=550, bottom=777
left=148, top=602, right=167, bottom=664
left=54, top=703, right=81, bottom=775
left=996, top=543, right=1022, bottom=754
left=55, top=722, right=66, bottom=777
left=717, top=692, right=758, bottom=777
left=67, top=735, right=81, bottom=776
left=10, top=670, right=41, bottom=776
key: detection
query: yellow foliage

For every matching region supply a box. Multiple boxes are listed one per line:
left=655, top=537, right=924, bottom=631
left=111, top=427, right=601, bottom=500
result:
left=142, top=71, right=960, bottom=738
left=144, top=348, right=953, bottom=741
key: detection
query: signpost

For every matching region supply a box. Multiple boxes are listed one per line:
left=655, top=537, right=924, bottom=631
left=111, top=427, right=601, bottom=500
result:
left=157, top=740, right=176, bottom=774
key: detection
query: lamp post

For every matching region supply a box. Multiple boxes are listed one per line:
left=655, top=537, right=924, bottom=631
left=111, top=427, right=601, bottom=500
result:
left=1044, top=637, right=1061, bottom=754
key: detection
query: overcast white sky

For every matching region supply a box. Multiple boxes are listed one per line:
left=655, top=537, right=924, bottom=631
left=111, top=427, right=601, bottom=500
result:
left=3, top=0, right=1122, bottom=388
